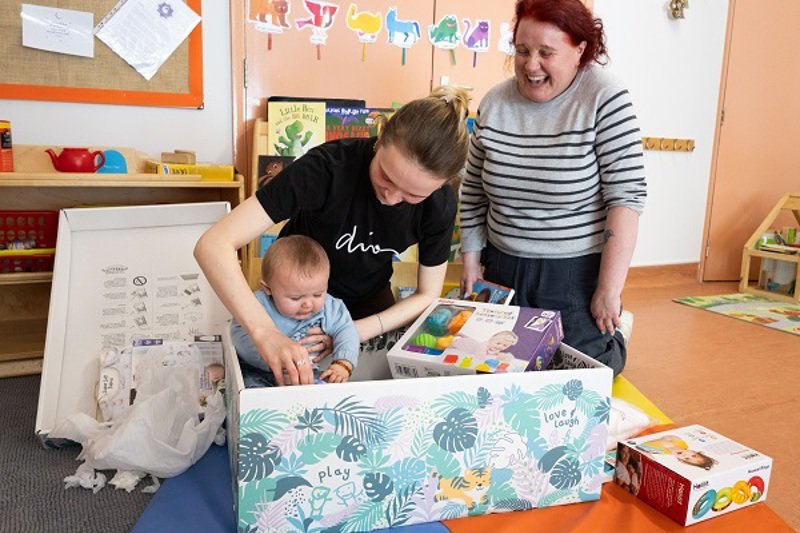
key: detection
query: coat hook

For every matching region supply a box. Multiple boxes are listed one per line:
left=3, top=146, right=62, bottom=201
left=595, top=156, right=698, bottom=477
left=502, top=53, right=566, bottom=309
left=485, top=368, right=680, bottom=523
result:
left=669, top=0, right=688, bottom=19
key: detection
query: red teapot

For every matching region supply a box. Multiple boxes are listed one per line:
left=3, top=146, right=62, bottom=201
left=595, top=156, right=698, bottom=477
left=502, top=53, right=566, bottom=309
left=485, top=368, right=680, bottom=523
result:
left=45, top=147, right=105, bottom=173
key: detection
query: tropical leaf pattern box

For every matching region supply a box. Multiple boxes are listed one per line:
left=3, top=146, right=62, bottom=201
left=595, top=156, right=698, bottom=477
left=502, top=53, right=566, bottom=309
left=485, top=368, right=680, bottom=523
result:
left=225, top=327, right=612, bottom=531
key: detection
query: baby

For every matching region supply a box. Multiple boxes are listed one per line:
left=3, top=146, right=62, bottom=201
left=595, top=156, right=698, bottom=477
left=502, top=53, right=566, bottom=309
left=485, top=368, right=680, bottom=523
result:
left=450, top=330, right=519, bottom=361
left=636, top=435, right=717, bottom=470
left=230, top=235, right=359, bottom=386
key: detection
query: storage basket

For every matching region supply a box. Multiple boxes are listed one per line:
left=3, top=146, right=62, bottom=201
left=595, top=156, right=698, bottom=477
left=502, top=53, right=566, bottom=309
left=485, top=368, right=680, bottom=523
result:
left=0, top=210, right=58, bottom=272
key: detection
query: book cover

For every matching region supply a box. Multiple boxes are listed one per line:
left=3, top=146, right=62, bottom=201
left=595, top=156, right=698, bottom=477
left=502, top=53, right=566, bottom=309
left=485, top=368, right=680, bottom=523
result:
left=441, top=282, right=461, bottom=299
left=256, top=154, right=295, bottom=189
left=326, top=106, right=396, bottom=141
left=267, top=101, right=326, bottom=157
left=467, top=279, right=515, bottom=304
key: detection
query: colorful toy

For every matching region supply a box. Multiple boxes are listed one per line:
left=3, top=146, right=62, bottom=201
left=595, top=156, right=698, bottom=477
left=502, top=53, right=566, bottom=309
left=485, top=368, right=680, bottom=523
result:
left=447, top=310, right=472, bottom=334
left=411, top=333, right=437, bottom=348
left=692, top=489, right=715, bottom=518
left=425, top=307, right=455, bottom=336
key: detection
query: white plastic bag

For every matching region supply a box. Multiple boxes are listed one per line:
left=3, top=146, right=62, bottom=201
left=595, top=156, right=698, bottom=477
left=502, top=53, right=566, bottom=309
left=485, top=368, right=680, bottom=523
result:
left=606, top=397, right=659, bottom=451
left=52, top=354, right=226, bottom=489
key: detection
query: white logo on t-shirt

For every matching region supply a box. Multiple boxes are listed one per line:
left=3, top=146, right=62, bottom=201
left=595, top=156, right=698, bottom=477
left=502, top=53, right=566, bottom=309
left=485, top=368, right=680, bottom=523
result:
left=335, top=225, right=400, bottom=256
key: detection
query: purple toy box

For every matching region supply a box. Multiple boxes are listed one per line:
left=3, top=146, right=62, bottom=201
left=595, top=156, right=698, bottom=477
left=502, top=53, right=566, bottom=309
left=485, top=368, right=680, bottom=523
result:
left=387, top=298, right=563, bottom=379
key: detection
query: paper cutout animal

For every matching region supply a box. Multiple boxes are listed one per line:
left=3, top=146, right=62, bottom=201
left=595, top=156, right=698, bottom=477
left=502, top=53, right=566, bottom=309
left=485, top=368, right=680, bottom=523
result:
left=346, top=4, right=382, bottom=37
left=386, top=7, right=420, bottom=44
left=249, top=0, right=290, bottom=27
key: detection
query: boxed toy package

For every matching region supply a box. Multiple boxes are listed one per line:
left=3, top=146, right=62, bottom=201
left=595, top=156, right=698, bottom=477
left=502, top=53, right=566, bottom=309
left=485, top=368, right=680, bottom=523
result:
left=387, top=298, right=563, bottom=378
left=614, top=424, right=772, bottom=526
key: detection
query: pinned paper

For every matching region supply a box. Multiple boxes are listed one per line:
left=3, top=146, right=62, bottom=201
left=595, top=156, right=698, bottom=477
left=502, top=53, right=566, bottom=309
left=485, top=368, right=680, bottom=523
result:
left=497, top=22, right=515, bottom=56
left=345, top=3, right=382, bottom=62
left=428, top=14, right=461, bottom=65
left=462, top=18, right=491, bottom=68
left=95, top=0, right=201, bottom=81
left=249, top=0, right=292, bottom=51
left=21, top=4, right=95, bottom=58
left=295, top=0, right=340, bottom=60
left=385, top=7, right=421, bottom=65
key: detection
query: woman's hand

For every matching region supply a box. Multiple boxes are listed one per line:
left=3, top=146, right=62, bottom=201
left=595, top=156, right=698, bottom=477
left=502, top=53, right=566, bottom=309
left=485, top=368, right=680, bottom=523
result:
left=320, top=360, right=352, bottom=383
left=460, top=250, right=482, bottom=297
left=301, top=326, right=334, bottom=363
left=254, top=328, right=315, bottom=385
left=590, top=288, right=622, bottom=335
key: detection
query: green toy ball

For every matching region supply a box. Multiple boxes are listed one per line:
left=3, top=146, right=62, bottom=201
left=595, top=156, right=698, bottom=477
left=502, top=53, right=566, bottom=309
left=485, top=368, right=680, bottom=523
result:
left=412, top=333, right=437, bottom=348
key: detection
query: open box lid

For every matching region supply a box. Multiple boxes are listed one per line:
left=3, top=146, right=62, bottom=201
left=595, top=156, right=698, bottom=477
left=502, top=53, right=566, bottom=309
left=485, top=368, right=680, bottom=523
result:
left=35, top=202, right=232, bottom=441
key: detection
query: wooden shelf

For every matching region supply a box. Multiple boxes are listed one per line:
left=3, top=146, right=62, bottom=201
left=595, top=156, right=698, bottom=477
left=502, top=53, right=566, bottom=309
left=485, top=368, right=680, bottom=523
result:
left=0, top=271, right=52, bottom=286
left=0, top=144, right=247, bottom=377
left=740, top=192, right=800, bottom=302
left=0, top=318, right=47, bottom=362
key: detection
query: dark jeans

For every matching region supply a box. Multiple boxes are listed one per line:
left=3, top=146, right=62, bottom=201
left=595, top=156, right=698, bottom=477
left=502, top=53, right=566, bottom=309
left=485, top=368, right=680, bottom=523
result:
left=482, top=243, right=626, bottom=376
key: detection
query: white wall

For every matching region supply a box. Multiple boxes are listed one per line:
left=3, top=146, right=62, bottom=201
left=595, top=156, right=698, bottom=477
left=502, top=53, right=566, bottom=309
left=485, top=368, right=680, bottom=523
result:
left=595, top=0, right=728, bottom=266
left=0, top=0, right=233, bottom=165
left=1, top=0, right=728, bottom=267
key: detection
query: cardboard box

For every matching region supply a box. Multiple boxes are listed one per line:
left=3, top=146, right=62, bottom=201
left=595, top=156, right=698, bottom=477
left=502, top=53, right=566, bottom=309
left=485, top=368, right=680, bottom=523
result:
left=387, top=299, right=563, bottom=378
left=226, top=338, right=612, bottom=530
left=614, top=425, right=772, bottom=526
left=35, top=203, right=232, bottom=444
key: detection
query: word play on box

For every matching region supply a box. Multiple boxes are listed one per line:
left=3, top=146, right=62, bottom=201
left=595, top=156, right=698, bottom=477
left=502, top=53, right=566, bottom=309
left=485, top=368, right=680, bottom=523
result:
left=387, top=298, right=563, bottom=379
left=614, top=424, right=772, bottom=526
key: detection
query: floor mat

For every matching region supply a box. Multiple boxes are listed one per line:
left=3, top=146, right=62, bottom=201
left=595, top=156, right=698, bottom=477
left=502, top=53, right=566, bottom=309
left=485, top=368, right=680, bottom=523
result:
left=674, top=293, right=800, bottom=336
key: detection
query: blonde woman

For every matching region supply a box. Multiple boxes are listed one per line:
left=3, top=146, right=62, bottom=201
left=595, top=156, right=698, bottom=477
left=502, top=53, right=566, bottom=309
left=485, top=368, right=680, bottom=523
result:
left=196, top=86, right=471, bottom=385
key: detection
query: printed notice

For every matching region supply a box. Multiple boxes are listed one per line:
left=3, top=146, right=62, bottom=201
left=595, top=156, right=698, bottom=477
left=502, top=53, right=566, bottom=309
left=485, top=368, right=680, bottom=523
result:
left=21, top=4, right=95, bottom=58
left=94, top=0, right=200, bottom=80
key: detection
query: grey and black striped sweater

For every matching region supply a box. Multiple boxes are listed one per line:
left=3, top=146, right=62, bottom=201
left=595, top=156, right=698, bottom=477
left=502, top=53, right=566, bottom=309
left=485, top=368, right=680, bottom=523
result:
left=460, top=67, right=647, bottom=258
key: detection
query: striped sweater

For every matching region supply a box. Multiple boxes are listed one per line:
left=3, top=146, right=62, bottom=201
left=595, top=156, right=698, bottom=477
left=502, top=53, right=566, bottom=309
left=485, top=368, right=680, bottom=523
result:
left=460, top=67, right=647, bottom=258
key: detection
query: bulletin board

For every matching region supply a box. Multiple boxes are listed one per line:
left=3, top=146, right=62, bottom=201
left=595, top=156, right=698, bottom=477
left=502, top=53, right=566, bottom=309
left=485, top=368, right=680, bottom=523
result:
left=0, top=0, right=203, bottom=108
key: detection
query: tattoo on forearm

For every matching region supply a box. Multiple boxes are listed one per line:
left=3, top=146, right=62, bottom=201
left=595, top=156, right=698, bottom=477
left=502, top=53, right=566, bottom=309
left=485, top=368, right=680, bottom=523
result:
left=604, top=229, right=615, bottom=243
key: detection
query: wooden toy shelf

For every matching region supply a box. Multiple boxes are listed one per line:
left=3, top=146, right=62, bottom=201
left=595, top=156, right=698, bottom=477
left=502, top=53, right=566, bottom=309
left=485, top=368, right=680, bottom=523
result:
left=0, top=145, right=246, bottom=378
left=739, top=192, right=800, bottom=302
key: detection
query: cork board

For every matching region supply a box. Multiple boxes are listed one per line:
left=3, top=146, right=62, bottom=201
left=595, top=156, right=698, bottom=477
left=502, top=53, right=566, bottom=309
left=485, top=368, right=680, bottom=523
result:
left=0, top=0, right=203, bottom=108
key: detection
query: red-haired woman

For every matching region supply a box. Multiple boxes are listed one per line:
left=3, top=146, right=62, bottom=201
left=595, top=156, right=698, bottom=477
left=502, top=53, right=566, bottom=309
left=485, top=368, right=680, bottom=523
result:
left=460, top=0, right=647, bottom=376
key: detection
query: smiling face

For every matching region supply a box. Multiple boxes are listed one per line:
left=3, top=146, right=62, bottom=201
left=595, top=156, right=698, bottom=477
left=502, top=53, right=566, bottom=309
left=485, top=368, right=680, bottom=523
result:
left=514, top=17, right=586, bottom=103
left=262, top=267, right=329, bottom=320
left=486, top=333, right=517, bottom=355
left=369, top=142, right=444, bottom=206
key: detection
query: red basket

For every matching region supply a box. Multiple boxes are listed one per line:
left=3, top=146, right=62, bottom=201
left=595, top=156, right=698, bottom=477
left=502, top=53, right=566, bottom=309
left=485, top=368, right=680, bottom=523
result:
left=0, top=253, right=55, bottom=273
left=0, top=210, right=59, bottom=249
left=0, top=210, right=59, bottom=273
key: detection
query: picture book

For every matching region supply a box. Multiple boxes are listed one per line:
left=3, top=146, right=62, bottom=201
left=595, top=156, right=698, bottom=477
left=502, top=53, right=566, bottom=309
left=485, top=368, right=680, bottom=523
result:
left=467, top=279, right=515, bottom=304
left=441, top=282, right=461, bottom=299
left=256, top=154, right=295, bottom=189
left=326, top=106, right=396, bottom=141
left=267, top=101, right=326, bottom=158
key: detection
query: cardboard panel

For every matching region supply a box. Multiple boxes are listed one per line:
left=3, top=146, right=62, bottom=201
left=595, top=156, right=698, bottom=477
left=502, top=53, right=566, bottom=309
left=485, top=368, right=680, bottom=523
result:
left=35, top=202, right=231, bottom=440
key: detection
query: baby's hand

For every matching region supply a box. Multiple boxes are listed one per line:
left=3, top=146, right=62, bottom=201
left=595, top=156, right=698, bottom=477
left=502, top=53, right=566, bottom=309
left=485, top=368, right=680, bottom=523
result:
left=320, top=360, right=352, bottom=383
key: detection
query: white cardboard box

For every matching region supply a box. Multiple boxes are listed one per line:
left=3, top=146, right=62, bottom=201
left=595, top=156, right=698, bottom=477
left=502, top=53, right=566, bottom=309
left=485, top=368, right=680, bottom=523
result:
left=614, top=424, right=772, bottom=526
left=386, top=298, right=563, bottom=378
left=35, top=203, right=232, bottom=444
left=226, top=337, right=613, bottom=530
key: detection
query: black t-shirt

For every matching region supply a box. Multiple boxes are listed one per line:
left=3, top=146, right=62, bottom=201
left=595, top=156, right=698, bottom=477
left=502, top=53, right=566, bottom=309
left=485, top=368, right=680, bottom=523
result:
left=256, top=138, right=457, bottom=303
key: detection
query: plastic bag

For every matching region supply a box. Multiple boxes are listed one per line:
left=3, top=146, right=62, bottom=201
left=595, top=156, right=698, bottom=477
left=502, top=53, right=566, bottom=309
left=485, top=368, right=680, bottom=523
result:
left=606, top=397, right=659, bottom=451
left=52, top=353, right=226, bottom=489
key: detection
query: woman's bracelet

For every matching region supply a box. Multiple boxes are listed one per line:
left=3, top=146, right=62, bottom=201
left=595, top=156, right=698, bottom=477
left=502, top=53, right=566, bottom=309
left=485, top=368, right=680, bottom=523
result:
left=330, top=359, right=353, bottom=376
left=376, top=313, right=385, bottom=335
